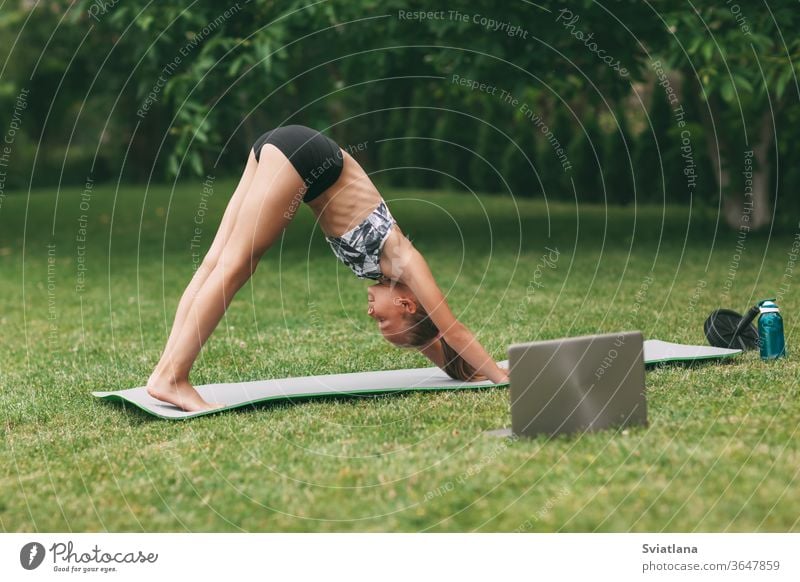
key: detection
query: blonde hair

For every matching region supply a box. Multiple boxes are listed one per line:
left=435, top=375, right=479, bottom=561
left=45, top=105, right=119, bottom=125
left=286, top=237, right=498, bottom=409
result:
left=400, top=305, right=487, bottom=382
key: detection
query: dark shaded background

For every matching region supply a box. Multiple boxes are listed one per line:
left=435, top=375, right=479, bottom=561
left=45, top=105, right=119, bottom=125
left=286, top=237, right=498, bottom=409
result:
left=0, top=0, right=798, bottom=230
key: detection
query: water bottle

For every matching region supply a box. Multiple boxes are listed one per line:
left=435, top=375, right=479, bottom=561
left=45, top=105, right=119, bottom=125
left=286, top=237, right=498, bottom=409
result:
left=757, top=299, right=786, bottom=360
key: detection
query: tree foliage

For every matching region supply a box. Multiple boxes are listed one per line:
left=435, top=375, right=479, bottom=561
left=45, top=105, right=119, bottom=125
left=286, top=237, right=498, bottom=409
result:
left=0, top=0, right=798, bottom=229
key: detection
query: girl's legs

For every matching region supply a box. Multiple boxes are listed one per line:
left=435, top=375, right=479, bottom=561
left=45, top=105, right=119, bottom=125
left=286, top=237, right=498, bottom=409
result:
left=146, top=145, right=306, bottom=411
left=149, top=151, right=259, bottom=383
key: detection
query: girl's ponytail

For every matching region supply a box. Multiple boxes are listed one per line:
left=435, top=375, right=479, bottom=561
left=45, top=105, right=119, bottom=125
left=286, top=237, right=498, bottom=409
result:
left=439, top=336, right=488, bottom=382
left=400, top=304, right=487, bottom=382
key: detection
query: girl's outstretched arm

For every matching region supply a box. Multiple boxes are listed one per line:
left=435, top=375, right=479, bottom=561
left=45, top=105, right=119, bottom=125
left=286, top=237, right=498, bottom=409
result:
left=386, top=235, right=508, bottom=384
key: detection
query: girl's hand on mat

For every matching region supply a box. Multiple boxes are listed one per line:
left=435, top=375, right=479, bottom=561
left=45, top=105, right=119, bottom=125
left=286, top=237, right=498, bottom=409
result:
left=495, top=365, right=510, bottom=384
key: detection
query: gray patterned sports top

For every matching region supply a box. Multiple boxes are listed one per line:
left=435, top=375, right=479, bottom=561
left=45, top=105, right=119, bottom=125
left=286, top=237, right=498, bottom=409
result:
left=325, top=200, right=397, bottom=280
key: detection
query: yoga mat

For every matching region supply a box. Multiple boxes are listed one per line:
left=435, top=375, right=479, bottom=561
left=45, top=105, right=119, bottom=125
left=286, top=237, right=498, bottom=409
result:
left=93, top=363, right=508, bottom=420
left=642, top=339, right=741, bottom=364
left=93, top=339, right=741, bottom=419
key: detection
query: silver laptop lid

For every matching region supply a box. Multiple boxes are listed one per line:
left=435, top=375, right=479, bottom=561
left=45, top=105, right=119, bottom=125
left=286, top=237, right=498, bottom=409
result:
left=508, top=331, right=647, bottom=437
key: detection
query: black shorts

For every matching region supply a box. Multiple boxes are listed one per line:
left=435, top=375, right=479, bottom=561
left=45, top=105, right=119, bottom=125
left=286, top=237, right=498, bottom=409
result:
left=252, top=125, right=344, bottom=203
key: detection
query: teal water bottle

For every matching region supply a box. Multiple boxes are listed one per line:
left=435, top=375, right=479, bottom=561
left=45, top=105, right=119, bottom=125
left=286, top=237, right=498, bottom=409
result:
left=757, top=299, right=786, bottom=360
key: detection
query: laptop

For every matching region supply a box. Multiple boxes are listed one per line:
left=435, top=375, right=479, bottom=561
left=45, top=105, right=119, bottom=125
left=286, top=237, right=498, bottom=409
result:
left=507, top=331, right=647, bottom=438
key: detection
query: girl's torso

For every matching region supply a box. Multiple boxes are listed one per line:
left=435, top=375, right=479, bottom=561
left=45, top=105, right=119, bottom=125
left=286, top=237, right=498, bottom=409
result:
left=309, top=150, right=406, bottom=281
left=253, top=125, right=405, bottom=280
left=307, top=149, right=387, bottom=236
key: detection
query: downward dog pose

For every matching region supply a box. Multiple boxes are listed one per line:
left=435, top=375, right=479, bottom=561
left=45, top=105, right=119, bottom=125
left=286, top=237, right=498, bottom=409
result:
left=146, top=125, right=509, bottom=412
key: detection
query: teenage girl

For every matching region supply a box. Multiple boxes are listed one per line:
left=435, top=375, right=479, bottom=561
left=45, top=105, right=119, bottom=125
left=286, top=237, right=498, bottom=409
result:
left=146, top=125, right=509, bottom=412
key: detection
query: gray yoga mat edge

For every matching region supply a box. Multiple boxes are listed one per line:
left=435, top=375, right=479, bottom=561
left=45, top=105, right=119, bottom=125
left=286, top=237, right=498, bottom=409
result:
left=92, top=380, right=507, bottom=421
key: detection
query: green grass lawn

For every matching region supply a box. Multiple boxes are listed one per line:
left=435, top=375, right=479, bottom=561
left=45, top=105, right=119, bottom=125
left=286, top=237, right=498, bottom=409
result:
left=1, top=178, right=797, bottom=532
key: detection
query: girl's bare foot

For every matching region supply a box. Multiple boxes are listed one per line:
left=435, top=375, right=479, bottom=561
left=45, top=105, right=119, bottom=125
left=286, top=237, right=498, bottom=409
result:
left=146, top=373, right=224, bottom=412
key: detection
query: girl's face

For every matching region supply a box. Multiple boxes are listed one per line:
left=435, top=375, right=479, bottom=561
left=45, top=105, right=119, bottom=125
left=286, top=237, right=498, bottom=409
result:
left=367, top=280, right=415, bottom=345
